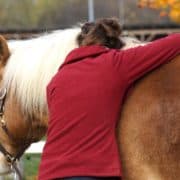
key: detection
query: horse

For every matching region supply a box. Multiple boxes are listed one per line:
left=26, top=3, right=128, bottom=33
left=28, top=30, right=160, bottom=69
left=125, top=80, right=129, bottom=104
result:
left=0, top=29, right=179, bottom=180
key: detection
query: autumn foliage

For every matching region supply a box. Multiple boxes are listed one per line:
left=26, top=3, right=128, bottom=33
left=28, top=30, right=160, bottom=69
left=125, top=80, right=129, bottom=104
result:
left=138, top=0, right=180, bottom=23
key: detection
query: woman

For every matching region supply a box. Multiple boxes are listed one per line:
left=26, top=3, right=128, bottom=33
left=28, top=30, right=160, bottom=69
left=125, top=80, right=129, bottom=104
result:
left=39, top=18, right=180, bottom=180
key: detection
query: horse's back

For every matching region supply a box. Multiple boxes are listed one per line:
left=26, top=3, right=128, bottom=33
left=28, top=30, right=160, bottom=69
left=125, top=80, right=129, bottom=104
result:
left=118, top=55, right=180, bottom=180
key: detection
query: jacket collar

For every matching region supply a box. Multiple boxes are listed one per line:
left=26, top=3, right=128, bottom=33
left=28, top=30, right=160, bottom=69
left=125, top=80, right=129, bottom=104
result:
left=59, top=45, right=109, bottom=69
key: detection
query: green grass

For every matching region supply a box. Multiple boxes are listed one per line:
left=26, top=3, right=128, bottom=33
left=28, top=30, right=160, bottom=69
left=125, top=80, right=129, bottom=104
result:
left=0, top=154, right=41, bottom=180
left=23, top=154, right=41, bottom=180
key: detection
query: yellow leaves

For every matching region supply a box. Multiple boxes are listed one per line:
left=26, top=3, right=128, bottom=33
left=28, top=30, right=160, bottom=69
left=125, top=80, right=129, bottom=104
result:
left=169, top=5, right=180, bottom=22
left=153, top=0, right=168, bottom=8
left=138, top=0, right=180, bottom=23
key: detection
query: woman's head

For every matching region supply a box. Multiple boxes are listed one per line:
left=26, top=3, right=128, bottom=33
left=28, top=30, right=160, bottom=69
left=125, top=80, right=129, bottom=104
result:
left=77, top=17, right=124, bottom=49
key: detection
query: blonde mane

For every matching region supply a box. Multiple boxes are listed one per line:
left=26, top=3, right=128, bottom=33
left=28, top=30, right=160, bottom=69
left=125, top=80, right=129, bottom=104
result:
left=4, top=28, right=79, bottom=116
left=3, top=28, right=144, bottom=117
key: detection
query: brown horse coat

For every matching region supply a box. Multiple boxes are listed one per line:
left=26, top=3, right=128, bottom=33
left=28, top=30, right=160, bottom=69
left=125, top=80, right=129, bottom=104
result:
left=118, top=55, right=180, bottom=180
left=0, top=36, right=10, bottom=82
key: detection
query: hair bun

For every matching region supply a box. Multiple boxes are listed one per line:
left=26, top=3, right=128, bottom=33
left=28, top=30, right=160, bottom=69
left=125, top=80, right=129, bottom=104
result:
left=77, top=17, right=124, bottom=49
left=96, top=17, right=122, bottom=38
left=81, top=22, right=95, bottom=35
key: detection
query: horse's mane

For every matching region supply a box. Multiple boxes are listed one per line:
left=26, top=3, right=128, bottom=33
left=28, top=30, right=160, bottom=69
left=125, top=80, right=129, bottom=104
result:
left=3, top=28, right=144, bottom=117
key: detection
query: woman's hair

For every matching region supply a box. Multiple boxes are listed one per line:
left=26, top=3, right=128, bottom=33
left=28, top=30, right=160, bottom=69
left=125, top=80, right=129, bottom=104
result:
left=77, top=17, right=124, bottom=49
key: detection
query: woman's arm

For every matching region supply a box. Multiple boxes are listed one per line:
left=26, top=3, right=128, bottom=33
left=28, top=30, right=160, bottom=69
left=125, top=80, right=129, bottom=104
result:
left=113, top=33, right=180, bottom=85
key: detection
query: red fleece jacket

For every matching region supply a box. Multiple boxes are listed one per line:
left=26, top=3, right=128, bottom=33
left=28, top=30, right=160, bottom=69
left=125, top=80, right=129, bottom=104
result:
left=39, top=34, right=180, bottom=180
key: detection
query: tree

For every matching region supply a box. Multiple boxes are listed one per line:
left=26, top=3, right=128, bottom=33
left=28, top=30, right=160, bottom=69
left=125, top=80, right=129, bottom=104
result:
left=138, top=0, right=180, bottom=23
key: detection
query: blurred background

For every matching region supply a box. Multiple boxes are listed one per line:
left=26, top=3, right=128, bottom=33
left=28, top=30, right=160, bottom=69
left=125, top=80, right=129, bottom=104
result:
left=0, top=0, right=179, bottom=179
left=0, top=0, right=179, bottom=41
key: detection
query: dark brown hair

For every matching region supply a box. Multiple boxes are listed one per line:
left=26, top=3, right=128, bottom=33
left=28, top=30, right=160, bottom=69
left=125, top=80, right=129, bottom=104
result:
left=77, top=17, right=124, bottom=49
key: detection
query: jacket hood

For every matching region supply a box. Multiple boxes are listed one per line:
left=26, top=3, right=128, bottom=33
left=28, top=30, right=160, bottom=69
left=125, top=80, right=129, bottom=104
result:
left=59, top=45, right=110, bottom=69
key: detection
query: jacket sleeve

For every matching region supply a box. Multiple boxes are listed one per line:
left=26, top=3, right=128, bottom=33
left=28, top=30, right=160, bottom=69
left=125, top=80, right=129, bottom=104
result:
left=113, top=33, right=180, bottom=85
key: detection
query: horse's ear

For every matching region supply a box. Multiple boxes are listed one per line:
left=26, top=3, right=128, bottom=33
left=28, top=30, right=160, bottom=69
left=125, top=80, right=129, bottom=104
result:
left=0, top=35, right=10, bottom=66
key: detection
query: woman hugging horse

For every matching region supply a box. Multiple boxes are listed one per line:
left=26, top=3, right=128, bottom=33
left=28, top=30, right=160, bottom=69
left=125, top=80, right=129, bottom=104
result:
left=0, top=18, right=179, bottom=180
left=38, top=18, right=180, bottom=180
